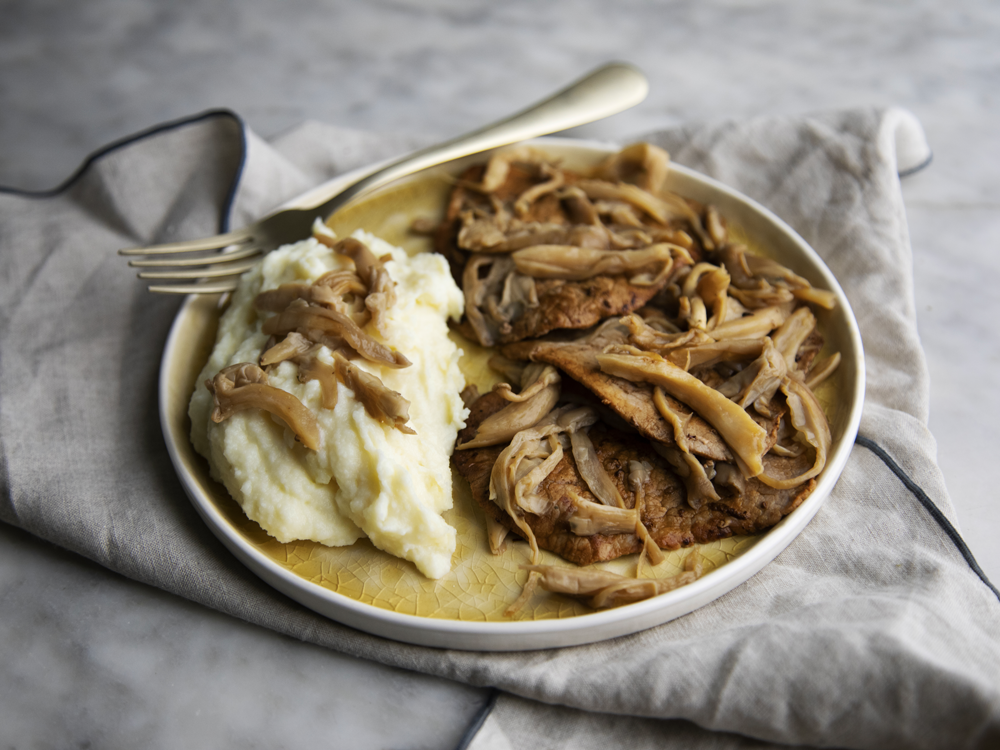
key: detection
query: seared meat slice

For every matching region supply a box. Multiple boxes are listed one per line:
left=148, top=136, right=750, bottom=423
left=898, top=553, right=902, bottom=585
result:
left=454, top=273, right=666, bottom=346
left=501, top=323, right=784, bottom=462
left=453, top=393, right=815, bottom=566
left=437, top=163, right=695, bottom=346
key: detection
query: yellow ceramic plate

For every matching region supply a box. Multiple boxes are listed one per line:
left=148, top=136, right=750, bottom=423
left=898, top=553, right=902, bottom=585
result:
left=159, top=138, right=865, bottom=650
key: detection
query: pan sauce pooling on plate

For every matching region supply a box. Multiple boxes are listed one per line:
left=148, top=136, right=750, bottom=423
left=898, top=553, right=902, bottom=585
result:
left=440, top=143, right=840, bottom=611
left=188, top=229, right=468, bottom=580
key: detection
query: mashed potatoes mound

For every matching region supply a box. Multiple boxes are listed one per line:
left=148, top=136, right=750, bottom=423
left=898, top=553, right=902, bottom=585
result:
left=189, top=230, right=468, bottom=579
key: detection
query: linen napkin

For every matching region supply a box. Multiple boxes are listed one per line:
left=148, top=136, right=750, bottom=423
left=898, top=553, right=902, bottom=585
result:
left=1, top=107, right=997, bottom=750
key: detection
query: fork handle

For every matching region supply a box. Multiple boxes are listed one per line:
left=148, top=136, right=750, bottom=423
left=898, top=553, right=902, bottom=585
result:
left=306, top=61, right=648, bottom=219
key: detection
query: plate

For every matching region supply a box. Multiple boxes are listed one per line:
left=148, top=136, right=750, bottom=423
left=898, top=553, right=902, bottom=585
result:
left=159, top=137, right=865, bottom=650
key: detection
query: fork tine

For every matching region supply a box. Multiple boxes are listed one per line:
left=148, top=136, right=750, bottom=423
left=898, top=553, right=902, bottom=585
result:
left=126, top=244, right=264, bottom=268
left=146, top=280, right=239, bottom=295
left=136, top=257, right=260, bottom=280
left=119, top=228, right=253, bottom=256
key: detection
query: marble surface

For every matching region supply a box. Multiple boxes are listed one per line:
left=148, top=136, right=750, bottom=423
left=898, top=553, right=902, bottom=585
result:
left=2, top=1, right=998, bottom=747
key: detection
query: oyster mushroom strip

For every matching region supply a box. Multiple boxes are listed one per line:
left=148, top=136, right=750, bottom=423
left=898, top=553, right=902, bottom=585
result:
left=621, top=313, right=714, bottom=352
left=319, top=236, right=398, bottom=337
left=260, top=332, right=340, bottom=409
left=593, top=142, right=670, bottom=193
left=258, top=333, right=414, bottom=434
left=755, top=376, right=830, bottom=490
left=565, top=490, right=636, bottom=535
left=459, top=220, right=610, bottom=254
left=742, top=253, right=837, bottom=309
left=558, top=406, right=625, bottom=508
left=667, top=339, right=766, bottom=371
left=511, top=243, right=686, bottom=287
left=574, top=179, right=713, bottom=250
left=461, top=255, right=537, bottom=348
left=771, top=305, right=818, bottom=371
left=705, top=304, right=791, bottom=341
left=254, top=272, right=367, bottom=317
left=681, top=262, right=732, bottom=330
left=261, top=299, right=411, bottom=369
left=520, top=549, right=702, bottom=610
left=716, top=337, right=788, bottom=417
left=623, top=311, right=767, bottom=369
left=628, top=460, right=665, bottom=571
left=474, top=145, right=553, bottom=193
left=650, top=390, right=720, bottom=510
left=805, top=352, right=841, bottom=390
left=456, top=363, right=561, bottom=449
left=513, top=162, right=565, bottom=217
left=206, top=363, right=319, bottom=451
left=489, top=407, right=573, bottom=564
left=566, top=489, right=666, bottom=571
left=720, top=244, right=838, bottom=311
left=596, top=349, right=770, bottom=477
left=331, top=351, right=415, bottom=435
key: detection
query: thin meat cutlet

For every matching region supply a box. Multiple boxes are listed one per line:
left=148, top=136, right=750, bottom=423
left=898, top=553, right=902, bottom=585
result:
left=453, top=392, right=816, bottom=566
left=437, top=164, right=686, bottom=345
left=500, top=324, right=785, bottom=462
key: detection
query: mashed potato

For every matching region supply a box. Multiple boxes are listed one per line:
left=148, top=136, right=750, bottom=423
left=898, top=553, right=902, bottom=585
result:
left=189, top=230, right=468, bottom=579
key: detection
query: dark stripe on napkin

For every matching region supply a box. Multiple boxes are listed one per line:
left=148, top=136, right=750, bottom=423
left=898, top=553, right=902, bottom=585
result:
left=856, top=435, right=1000, bottom=602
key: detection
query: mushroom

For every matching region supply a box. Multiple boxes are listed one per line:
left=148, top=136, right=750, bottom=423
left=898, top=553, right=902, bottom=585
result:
left=707, top=304, right=790, bottom=341
left=475, top=145, right=549, bottom=193
left=514, top=163, right=565, bottom=217
left=805, top=352, right=841, bottom=389
left=566, top=492, right=636, bottom=536
left=771, top=306, right=817, bottom=372
left=520, top=549, right=702, bottom=609
left=462, top=254, right=538, bottom=348
left=593, top=142, right=670, bottom=193
left=756, top=376, right=830, bottom=490
left=332, top=352, right=415, bottom=435
left=652, top=443, right=720, bottom=510
left=596, top=349, right=770, bottom=477
left=262, top=299, right=411, bottom=369
left=457, top=365, right=561, bottom=450
left=557, top=407, right=625, bottom=508
left=627, top=460, right=665, bottom=570
left=511, top=244, right=680, bottom=286
left=622, top=313, right=711, bottom=353
left=259, top=331, right=313, bottom=367
left=665, top=338, right=765, bottom=371
left=488, top=407, right=576, bottom=563
left=297, top=352, right=339, bottom=410
left=206, top=363, right=319, bottom=451
left=717, top=337, right=788, bottom=416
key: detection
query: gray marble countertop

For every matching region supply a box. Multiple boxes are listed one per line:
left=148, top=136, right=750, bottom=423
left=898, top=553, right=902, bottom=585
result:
left=2, top=1, right=998, bottom=747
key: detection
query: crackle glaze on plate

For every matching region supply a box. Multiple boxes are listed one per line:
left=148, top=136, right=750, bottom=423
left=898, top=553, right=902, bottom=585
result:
left=160, top=138, right=865, bottom=650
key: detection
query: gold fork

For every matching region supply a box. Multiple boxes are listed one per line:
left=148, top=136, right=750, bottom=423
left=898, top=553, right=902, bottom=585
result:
left=120, top=62, right=648, bottom=294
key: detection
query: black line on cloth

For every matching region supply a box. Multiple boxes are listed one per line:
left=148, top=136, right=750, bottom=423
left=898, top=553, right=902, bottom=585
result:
left=898, top=151, right=933, bottom=179
left=454, top=689, right=500, bottom=750
left=856, top=435, right=1000, bottom=603
left=0, top=109, right=248, bottom=235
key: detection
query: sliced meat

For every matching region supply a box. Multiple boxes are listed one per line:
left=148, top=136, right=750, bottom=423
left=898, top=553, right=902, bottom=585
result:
left=453, top=393, right=815, bottom=566
left=436, top=162, right=696, bottom=346
left=503, top=274, right=665, bottom=343
left=501, top=322, right=784, bottom=462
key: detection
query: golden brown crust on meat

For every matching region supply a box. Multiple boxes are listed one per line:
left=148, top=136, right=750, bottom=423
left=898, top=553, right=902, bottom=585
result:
left=453, top=392, right=815, bottom=566
left=437, top=163, right=698, bottom=345
left=500, top=331, right=785, bottom=462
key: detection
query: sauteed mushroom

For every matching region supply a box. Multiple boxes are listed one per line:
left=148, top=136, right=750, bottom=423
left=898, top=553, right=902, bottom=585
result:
left=207, top=363, right=319, bottom=451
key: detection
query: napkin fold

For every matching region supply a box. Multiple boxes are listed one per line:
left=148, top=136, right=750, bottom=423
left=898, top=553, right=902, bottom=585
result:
left=1, top=107, right=997, bottom=750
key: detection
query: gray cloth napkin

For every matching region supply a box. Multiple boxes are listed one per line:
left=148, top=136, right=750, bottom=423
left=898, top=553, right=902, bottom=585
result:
left=1, top=107, right=998, bottom=750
